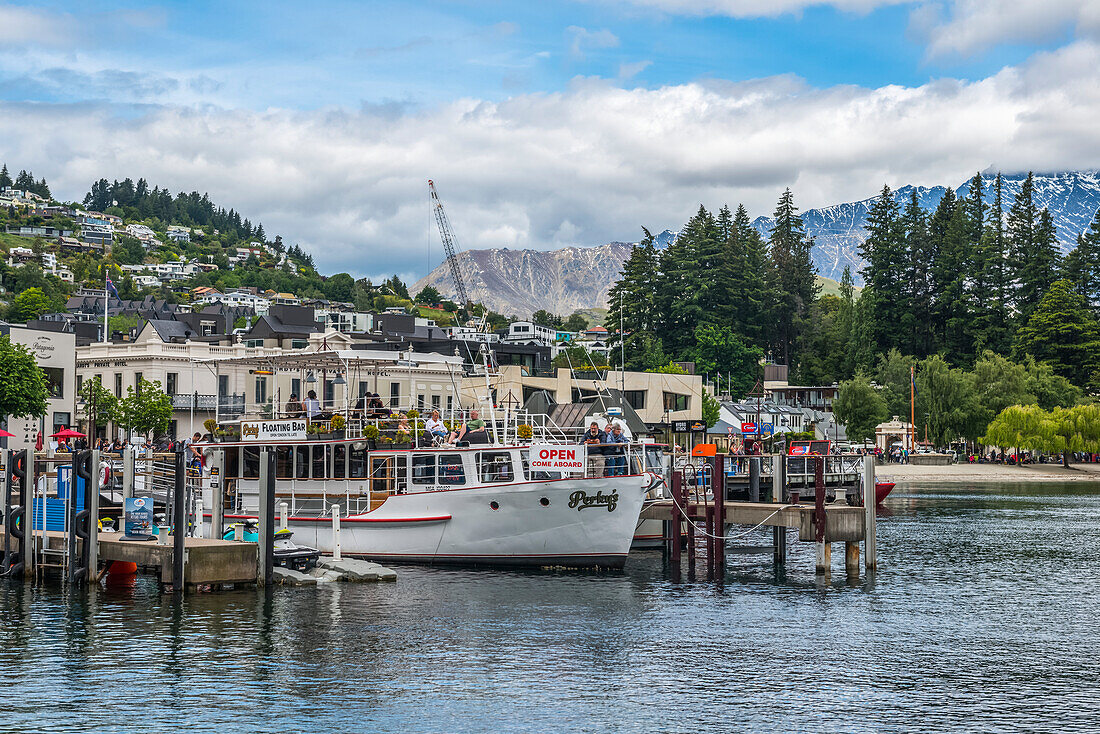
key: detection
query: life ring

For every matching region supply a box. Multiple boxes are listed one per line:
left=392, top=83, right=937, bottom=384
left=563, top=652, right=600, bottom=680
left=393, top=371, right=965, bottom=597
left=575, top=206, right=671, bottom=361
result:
left=99, top=462, right=112, bottom=486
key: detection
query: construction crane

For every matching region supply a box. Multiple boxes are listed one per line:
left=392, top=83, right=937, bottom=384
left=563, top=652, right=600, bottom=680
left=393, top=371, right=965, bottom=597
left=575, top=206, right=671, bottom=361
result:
left=428, top=179, right=471, bottom=308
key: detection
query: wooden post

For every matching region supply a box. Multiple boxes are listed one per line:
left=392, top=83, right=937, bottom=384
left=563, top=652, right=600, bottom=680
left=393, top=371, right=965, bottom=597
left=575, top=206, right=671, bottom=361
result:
left=173, top=448, right=186, bottom=592
left=713, top=454, right=725, bottom=579
left=863, top=455, right=877, bottom=572
left=771, top=454, right=784, bottom=503
left=257, top=450, right=275, bottom=587
left=845, top=542, right=859, bottom=578
left=669, top=472, right=682, bottom=566
left=814, top=456, right=829, bottom=577
left=773, top=526, right=786, bottom=566
left=122, top=446, right=135, bottom=499
left=748, top=456, right=760, bottom=503
left=685, top=496, right=696, bottom=577
left=705, top=504, right=714, bottom=581
left=210, top=450, right=224, bottom=540
left=87, top=449, right=100, bottom=585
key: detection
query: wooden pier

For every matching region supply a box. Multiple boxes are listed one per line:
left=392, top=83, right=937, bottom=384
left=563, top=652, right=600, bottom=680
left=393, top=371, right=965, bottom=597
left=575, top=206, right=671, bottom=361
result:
left=656, top=454, right=878, bottom=581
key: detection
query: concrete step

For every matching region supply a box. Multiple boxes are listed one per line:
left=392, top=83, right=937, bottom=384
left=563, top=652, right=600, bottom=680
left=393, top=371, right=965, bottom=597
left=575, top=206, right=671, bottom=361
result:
left=319, top=557, right=397, bottom=582
left=307, top=567, right=345, bottom=583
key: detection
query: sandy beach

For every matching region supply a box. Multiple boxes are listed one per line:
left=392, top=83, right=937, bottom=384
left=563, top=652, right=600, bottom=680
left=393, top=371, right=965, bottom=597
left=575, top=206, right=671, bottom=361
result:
left=882, top=461, right=1100, bottom=483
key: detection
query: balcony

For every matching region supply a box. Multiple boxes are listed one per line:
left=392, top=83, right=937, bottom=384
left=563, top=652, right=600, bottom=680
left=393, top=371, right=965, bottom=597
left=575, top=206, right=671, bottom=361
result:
left=171, top=393, right=245, bottom=415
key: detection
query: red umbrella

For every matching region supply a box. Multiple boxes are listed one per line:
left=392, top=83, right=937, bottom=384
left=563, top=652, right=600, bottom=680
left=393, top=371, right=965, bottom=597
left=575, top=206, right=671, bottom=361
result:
left=0, top=429, right=13, bottom=438
left=51, top=428, right=86, bottom=439
left=35, top=430, right=43, bottom=451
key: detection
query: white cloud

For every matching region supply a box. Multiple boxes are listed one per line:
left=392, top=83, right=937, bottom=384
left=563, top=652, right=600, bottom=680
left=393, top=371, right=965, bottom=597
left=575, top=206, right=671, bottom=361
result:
left=618, top=60, right=653, bottom=79
left=566, top=26, right=621, bottom=60
left=1, top=42, right=1099, bottom=282
left=0, top=5, right=76, bottom=46
left=590, top=0, right=906, bottom=19
left=917, top=0, right=1100, bottom=58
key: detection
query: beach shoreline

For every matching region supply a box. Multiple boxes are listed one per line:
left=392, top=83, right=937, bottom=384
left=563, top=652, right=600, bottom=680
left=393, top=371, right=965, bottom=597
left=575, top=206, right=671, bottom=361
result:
left=884, top=461, right=1100, bottom=483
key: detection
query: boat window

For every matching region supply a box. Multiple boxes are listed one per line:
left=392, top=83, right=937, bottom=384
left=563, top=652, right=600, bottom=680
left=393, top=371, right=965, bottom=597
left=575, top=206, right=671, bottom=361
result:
left=645, top=447, right=664, bottom=471
left=295, top=446, right=310, bottom=479
left=520, top=449, right=561, bottom=481
left=411, top=455, right=435, bottom=484
left=438, top=454, right=465, bottom=485
left=333, top=444, right=346, bottom=479
left=242, top=447, right=260, bottom=479
left=478, top=451, right=514, bottom=483
left=224, top=447, right=240, bottom=478
left=349, top=444, right=367, bottom=478
left=312, top=445, right=327, bottom=479
left=276, top=446, right=293, bottom=479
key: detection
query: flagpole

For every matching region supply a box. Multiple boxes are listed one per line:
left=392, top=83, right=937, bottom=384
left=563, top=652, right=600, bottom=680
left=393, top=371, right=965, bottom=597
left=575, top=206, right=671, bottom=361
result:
left=103, top=269, right=109, bottom=344
left=910, top=365, right=916, bottom=453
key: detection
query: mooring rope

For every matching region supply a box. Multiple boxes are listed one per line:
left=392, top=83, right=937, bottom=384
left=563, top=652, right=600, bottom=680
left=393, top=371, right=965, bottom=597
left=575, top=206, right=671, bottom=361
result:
left=667, top=489, right=795, bottom=542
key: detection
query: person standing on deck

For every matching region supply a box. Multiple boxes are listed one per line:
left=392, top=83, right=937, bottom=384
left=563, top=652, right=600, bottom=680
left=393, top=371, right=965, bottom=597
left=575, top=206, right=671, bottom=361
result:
left=602, top=423, right=629, bottom=476
left=583, top=421, right=606, bottom=477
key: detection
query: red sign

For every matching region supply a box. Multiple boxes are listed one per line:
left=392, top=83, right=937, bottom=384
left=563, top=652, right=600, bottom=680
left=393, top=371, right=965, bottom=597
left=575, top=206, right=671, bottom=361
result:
left=741, top=422, right=758, bottom=434
left=789, top=445, right=809, bottom=456
left=530, top=444, right=586, bottom=472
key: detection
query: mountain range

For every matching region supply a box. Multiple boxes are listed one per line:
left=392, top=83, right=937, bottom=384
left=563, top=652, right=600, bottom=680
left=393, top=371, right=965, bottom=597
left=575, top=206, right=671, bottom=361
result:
left=411, top=171, right=1100, bottom=316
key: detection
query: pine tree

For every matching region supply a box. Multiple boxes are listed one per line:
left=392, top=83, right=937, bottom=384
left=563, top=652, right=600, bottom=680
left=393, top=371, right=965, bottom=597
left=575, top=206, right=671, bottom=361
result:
left=0, top=164, right=11, bottom=189
left=1007, top=172, right=1045, bottom=322
left=964, top=173, right=993, bottom=350
left=940, top=202, right=973, bottom=364
left=928, top=188, right=958, bottom=355
left=1063, top=207, right=1100, bottom=309
left=859, top=184, right=905, bottom=354
left=1015, top=279, right=1100, bottom=386
left=981, top=173, right=1012, bottom=354
left=901, top=189, right=934, bottom=356
left=606, top=229, right=661, bottom=367
left=768, top=188, right=819, bottom=367
left=736, top=203, right=771, bottom=349
left=835, top=266, right=857, bottom=379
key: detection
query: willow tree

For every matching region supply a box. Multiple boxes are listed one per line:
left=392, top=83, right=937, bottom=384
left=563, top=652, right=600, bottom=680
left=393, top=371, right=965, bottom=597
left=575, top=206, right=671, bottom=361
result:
left=981, top=405, right=1046, bottom=460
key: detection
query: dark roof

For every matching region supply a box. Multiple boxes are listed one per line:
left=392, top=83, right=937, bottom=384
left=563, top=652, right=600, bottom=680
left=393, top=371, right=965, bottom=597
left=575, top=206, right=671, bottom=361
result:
left=148, top=319, right=195, bottom=342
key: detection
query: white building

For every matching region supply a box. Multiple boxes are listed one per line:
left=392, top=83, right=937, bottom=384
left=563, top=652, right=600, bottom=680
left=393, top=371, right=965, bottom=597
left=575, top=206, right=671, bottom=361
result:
left=197, top=289, right=272, bottom=313
left=504, top=321, right=556, bottom=347
left=1, top=323, right=77, bottom=452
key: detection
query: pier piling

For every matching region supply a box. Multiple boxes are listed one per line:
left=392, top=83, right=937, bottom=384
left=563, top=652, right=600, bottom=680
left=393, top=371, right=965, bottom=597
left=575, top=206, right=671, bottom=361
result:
left=863, top=456, right=877, bottom=572
left=814, top=457, right=829, bottom=578
left=173, top=449, right=186, bottom=592
left=257, top=450, right=275, bottom=587
left=669, top=472, right=682, bottom=566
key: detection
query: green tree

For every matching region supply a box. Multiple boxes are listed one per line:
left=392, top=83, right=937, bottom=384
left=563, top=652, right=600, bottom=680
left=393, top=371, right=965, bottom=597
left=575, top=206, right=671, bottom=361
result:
left=116, top=378, right=173, bottom=439
left=10, top=287, right=53, bottom=322
left=0, top=336, right=49, bottom=426
left=552, top=346, right=608, bottom=370
left=415, top=285, right=442, bottom=304
left=859, top=184, right=905, bottom=354
left=78, top=377, right=119, bottom=439
left=970, top=350, right=1036, bottom=431
left=833, top=374, right=888, bottom=442
left=874, top=348, right=917, bottom=420
left=1015, top=279, right=1100, bottom=386
left=531, top=309, right=562, bottom=328
left=915, top=355, right=981, bottom=444
left=1062, top=206, right=1100, bottom=309
left=1023, top=356, right=1080, bottom=410
left=768, top=188, right=819, bottom=366
left=685, top=324, right=763, bottom=399
left=562, top=313, right=588, bottom=332
left=701, top=389, right=721, bottom=428
left=323, top=272, right=355, bottom=302
left=981, top=404, right=1046, bottom=456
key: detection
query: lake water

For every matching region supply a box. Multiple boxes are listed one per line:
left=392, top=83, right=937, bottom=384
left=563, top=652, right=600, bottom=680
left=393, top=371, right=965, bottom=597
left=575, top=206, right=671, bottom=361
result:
left=4, top=482, right=1100, bottom=733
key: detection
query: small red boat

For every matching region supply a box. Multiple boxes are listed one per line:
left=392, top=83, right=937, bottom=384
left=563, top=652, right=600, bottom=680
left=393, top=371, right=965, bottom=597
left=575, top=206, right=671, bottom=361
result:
left=875, top=481, right=895, bottom=504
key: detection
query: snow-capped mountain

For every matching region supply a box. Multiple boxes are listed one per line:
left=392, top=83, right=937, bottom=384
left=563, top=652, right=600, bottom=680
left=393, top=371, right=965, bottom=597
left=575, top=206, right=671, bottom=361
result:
left=412, top=172, right=1100, bottom=315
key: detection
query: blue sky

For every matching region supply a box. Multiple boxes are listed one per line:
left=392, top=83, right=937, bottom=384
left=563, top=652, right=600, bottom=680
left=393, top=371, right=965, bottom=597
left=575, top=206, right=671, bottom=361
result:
left=0, top=1, right=1098, bottom=282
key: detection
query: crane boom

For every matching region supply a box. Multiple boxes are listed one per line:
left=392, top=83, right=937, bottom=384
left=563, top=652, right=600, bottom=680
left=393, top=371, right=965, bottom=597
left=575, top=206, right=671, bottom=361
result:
left=428, top=179, right=470, bottom=307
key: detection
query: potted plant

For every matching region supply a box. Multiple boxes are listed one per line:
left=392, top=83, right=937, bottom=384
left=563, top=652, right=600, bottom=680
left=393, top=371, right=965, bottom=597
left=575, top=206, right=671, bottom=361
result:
left=261, top=400, right=274, bottom=419
left=363, top=423, right=379, bottom=449
left=517, top=423, right=533, bottom=440
left=203, top=418, right=218, bottom=441
left=393, top=429, right=411, bottom=449
left=407, top=409, right=419, bottom=420
left=330, top=413, right=346, bottom=439
left=306, top=422, right=329, bottom=440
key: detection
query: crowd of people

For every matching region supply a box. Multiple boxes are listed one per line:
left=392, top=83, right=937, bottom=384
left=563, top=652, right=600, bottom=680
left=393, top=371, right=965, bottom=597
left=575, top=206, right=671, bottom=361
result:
left=583, top=421, right=630, bottom=476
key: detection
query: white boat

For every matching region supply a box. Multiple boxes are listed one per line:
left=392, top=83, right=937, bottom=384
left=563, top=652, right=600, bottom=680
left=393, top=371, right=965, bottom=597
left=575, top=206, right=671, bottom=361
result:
left=200, top=438, right=655, bottom=569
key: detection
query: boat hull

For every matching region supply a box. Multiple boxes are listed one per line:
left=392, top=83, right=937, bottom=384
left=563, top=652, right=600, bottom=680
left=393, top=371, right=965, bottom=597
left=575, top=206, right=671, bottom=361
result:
left=875, top=481, right=895, bottom=504
left=214, top=475, right=649, bottom=569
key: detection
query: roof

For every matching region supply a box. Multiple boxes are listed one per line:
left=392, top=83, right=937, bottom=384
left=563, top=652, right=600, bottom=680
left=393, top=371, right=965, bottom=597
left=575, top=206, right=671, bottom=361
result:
left=146, top=319, right=196, bottom=342
left=194, top=348, right=464, bottom=372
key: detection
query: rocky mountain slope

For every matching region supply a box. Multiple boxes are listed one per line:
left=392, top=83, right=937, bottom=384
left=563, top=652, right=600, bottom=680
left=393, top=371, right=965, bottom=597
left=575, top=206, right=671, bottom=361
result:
left=413, top=171, right=1100, bottom=315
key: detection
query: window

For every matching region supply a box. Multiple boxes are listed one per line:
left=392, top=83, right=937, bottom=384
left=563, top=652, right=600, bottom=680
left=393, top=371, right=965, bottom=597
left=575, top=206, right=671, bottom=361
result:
left=624, top=390, right=646, bottom=410
left=324, top=379, right=335, bottom=408
left=412, top=455, right=436, bottom=484
left=218, top=374, right=229, bottom=397
left=478, top=452, right=514, bottom=483
left=390, top=382, right=400, bottom=408
left=417, top=394, right=426, bottom=410
left=438, top=454, right=465, bottom=484
left=291, top=378, right=301, bottom=398
left=349, top=444, right=367, bottom=478
left=225, top=447, right=240, bottom=478
left=134, top=372, right=143, bottom=392
left=291, top=339, right=309, bottom=349
left=166, top=372, right=178, bottom=395
left=114, top=373, right=122, bottom=398
left=663, top=392, right=689, bottom=412
left=431, top=394, right=441, bottom=410
left=52, top=412, right=71, bottom=430
left=358, top=382, right=369, bottom=399
left=200, top=321, right=216, bottom=337
left=243, top=447, right=260, bottom=478
left=446, top=395, right=453, bottom=412
left=41, top=367, right=64, bottom=399
left=312, top=445, right=327, bottom=478
left=296, top=446, right=310, bottom=479
left=255, top=377, right=267, bottom=405
left=276, top=447, right=293, bottom=478
left=245, top=339, right=263, bottom=348
left=333, top=444, right=346, bottom=479
left=76, top=374, right=83, bottom=393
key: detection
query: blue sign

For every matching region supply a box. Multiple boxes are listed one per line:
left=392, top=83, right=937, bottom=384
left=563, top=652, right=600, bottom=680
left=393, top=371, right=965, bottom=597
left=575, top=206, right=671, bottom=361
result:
left=761, top=423, right=774, bottom=435
left=124, top=497, right=155, bottom=538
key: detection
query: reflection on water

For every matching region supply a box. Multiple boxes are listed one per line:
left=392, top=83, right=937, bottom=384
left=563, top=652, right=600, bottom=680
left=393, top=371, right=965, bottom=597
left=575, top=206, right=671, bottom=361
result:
left=4, top=482, right=1100, bottom=733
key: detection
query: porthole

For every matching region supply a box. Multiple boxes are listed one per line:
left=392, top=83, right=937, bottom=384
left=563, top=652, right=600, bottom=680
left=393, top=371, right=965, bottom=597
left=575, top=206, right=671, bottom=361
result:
left=539, top=497, right=550, bottom=507
left=490, top=501, right=500, bottom=511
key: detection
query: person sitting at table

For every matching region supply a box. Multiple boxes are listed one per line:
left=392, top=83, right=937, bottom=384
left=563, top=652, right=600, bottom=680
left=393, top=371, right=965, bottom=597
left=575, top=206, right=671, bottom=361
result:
left=450, top=409, right=488, bottom=444
left=368, top=393, right=392, bottom=418
left=285, top=393, right=305, bottom=418
left=396, top=413, right=411, bottom=433
left=303, top=390, right=321, bottom=419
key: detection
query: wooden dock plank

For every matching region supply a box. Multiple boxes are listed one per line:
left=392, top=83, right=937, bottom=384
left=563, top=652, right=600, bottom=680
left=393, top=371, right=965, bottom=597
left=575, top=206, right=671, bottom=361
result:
left=640, top=500, right=865, bottom=539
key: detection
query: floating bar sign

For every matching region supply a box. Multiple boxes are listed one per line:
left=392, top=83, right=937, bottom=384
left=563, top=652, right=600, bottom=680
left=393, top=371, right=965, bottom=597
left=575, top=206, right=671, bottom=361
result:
left=530, top=445, right=586, bottom=472
left=241, top=419, right=307, bottom=441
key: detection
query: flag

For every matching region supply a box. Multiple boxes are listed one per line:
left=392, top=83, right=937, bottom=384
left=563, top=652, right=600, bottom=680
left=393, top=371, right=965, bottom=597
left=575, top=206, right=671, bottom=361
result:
left=106, top=273, right=120, bottom=299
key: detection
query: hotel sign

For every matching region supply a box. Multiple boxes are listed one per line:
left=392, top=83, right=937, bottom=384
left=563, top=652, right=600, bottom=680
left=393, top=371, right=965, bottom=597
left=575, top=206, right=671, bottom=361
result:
left=241, top=420, right=307, bottom=442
